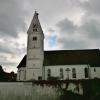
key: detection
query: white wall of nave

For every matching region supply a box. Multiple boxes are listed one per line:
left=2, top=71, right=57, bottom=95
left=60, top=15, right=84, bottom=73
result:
left=44, top=65, right=90, bottom=80
left=90, top=67, right=100, bottom=79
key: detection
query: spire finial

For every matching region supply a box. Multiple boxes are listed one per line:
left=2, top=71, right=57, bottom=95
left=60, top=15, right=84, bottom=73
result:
left=35, top=10, right=39, bottom=15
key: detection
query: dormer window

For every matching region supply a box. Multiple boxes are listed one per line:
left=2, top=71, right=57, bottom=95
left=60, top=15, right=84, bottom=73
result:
left=33, top=36, right=37, bottom=41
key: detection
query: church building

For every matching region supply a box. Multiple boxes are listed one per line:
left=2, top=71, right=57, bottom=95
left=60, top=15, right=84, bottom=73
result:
left=17, top=11, right=100, bottom=81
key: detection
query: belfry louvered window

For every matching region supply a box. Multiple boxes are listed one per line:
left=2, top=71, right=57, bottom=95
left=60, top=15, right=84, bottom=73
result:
left=33, top=36, right=37, bottom=41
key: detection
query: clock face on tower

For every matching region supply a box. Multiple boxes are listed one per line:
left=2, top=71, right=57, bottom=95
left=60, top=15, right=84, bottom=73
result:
left=33, top=23, right=38, bottom=32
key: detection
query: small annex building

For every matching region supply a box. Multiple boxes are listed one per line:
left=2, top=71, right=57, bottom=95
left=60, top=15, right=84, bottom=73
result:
left=17, top=11, right=100, bottom=81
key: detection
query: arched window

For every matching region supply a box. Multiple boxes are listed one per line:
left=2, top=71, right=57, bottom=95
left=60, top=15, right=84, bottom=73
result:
left=47, top=69, right=51, bottom=79
left=66, top=68, right=70, bottom=79
left=94, top=68, right=96, bottom=72
left=84, top=68, right=89, bottom=78
left=60, top=68, right=63, bottom=79
left=72, top=68, right=76, bottom=78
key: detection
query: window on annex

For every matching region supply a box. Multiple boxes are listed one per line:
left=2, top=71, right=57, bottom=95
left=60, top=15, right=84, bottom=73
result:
left=84, top=68, right=89, bottom=78
left=60, top=68, right=64, bottom=79
left=24, top=71, right=26, bottom=80
left=47, top=69, right=51, bottom=79
left=33, top=36, right=37, bottom=41
left=19, top=70, right=21, bottom=81
left=72, top=68, right=76, bottom=78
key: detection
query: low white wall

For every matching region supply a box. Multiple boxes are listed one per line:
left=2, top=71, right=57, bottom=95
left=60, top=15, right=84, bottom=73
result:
left=0, top=82, right=83, bottom=100
left=0, top=82, right=32, bottom=96
left=0, top=82, right=58, bottom=100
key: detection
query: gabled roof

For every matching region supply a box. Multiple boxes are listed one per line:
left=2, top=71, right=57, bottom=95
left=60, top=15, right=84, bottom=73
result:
left=44, top=49, right=100, bottom=67
left=17, top=55, right=26, bottom=68
left=17, top=49, right=100, bottom=68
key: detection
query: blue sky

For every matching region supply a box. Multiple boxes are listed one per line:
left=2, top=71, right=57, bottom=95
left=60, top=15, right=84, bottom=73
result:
left=48, top=34, right=57, bottom=48
left=0, top=0, right=100, bottom=72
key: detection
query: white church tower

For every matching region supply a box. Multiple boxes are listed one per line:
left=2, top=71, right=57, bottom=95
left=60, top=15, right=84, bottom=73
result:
left=26, top=11, right=44, bottom=80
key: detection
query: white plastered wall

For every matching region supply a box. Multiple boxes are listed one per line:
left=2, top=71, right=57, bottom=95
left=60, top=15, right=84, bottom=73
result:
left=17, top=67, right=26, bottom=81
left=44, top=65, right=90, bottom=80
left=26, top=68, right=42, bottom=80
left=90, top=67, right=100, bottom=79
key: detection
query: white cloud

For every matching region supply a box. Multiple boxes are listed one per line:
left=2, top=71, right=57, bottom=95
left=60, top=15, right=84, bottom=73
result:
left=0, top=0, right=100, bottom=72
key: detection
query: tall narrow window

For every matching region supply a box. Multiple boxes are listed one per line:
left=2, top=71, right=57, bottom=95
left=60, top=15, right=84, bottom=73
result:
left=66, top=68, right=70, bottom=79
left=72, top=68, right=76, bottom=78
left=94, top=68, right=96, bottom=72
left=47, top=69, right=51, bottom=79
left=84, top=68, right=89, bottom=78
left=60, top=68, right=63, bottom=79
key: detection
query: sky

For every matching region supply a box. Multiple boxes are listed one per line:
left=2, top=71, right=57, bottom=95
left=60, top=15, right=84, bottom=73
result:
left=0, top=0, right=100, bottom=73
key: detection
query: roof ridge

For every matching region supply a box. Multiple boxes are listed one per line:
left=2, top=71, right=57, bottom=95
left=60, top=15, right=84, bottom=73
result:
left=44, top=49, right=99, bottom=52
